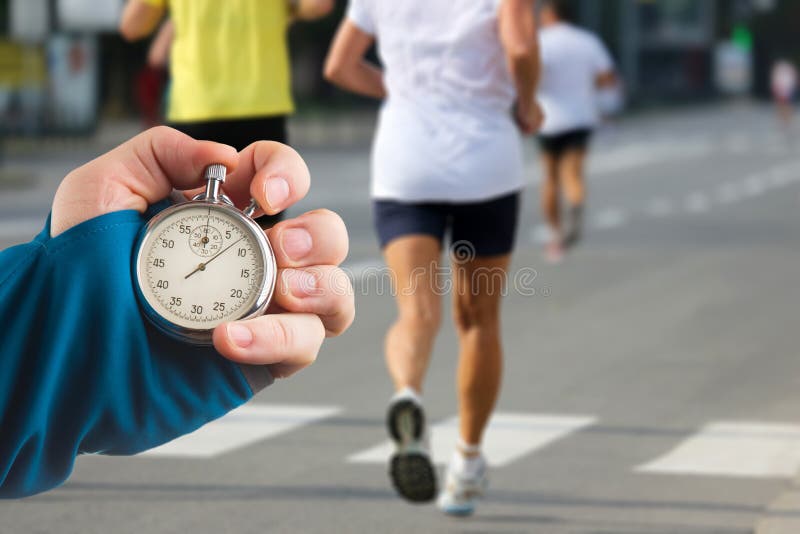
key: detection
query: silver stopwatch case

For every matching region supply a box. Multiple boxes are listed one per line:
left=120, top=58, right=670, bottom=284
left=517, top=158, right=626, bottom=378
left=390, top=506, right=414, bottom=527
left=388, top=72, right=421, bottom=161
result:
left=134, top=164, right=277, bottom=345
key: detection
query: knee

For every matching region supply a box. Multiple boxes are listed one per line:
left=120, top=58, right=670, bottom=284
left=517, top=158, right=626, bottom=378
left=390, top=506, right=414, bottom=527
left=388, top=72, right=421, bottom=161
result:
left=398, top=301, right=442, bottom=334
left=543, top=171, right=560, bottom=187
left=453, top=297, right=499, bottom=333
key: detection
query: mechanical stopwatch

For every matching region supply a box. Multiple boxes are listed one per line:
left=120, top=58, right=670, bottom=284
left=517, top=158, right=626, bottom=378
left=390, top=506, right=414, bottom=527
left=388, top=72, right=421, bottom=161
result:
left=134, top=164, right=277, bottom=344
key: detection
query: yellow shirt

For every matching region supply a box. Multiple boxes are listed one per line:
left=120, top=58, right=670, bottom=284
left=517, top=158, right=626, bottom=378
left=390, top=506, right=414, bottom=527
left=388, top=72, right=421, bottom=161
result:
left=144, top=0, right=294, bottom=122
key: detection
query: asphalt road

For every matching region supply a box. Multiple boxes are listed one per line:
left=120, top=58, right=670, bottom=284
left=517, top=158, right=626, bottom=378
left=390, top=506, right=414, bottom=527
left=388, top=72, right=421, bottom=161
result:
left=2, top=103, right=800, bottom=533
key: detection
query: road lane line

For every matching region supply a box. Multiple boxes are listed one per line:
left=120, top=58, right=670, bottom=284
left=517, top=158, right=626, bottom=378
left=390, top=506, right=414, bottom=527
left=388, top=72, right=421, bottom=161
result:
left=644, top=197, right=673, bottom=218
left=685, top=192, right=710, bottom=213
left=348, top=413, right=596, bottom=468
left=715, top=183, right=742, bottom=204
left=530, top=224, right=552, bottom=245
left=592, top=208, right=627, bottom=230
left=140, top=404, right=342, bottom=458
left=743, top=174, right=766, bottom=197
left=637, top=422, right=800, bottom=478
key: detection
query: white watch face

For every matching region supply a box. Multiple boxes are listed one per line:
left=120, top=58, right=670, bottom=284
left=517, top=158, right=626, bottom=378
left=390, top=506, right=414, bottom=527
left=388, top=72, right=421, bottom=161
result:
left=136, top=204, right=271, bottom=332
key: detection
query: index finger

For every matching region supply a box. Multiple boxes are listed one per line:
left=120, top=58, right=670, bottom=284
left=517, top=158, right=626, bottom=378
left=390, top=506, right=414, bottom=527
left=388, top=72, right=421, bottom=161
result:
left=221, top=141, right=311, bottom=214
left=109, top=125, right=240, bottom=201
left=51, top=126, right=239, bottom=236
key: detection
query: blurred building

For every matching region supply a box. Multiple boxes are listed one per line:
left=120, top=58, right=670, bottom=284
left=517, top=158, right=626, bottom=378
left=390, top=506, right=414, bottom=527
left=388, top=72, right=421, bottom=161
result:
left=575, top=0, right=795, bottom=104
left=0, top=0, right=798, bottom=135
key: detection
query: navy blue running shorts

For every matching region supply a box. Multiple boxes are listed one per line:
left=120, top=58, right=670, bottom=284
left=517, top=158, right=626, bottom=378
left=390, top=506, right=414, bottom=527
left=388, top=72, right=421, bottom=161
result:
left=538, top=128, right=593, bottom=157
left=373, top=191, right=520, bottom=256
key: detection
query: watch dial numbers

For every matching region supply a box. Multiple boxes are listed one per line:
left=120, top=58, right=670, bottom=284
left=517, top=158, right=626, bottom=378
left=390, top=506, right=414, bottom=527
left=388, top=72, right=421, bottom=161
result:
left=140, top=206, right=268, bottom=331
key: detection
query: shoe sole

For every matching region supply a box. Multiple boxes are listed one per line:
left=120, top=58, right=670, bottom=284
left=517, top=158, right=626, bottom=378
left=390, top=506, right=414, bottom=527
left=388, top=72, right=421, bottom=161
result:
left=389, top=452, right=437, bottom=503
left=386, top=399, right=437, bottom=503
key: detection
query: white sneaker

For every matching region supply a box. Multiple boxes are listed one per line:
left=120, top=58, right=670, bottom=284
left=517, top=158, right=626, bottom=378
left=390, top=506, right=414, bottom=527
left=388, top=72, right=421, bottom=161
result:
left=386, top=389, right=437, bottom=503
left=437, top=452, right=488, bottom=516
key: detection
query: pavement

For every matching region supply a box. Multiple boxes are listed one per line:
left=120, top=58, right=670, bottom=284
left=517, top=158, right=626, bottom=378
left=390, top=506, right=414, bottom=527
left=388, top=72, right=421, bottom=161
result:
left=3, top=102, right=800, bottom=533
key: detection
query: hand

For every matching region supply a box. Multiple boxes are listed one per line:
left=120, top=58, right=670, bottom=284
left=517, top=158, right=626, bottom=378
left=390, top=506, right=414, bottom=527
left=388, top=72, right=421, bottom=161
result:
left=514, top=99, right=544, bottom=135
left=52, top=126, right=354, bottom=379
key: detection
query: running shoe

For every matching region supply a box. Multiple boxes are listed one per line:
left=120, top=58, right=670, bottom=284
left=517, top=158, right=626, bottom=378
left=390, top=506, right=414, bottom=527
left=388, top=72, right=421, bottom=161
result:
left=437, top=452, right=489, bottom=516
left=386, top=390, right=437, bottom=503
left=562, top=204, right=584, bottom=249
left=544, top=239, right=564, bottom=264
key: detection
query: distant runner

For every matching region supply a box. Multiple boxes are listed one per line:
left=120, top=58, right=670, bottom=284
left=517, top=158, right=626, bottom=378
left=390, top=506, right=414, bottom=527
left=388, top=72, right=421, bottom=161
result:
left=771, top=59, right=797, bottom=130
left=536, top=0, right=616, bottom=262
left=325, top=0, right=540, bottom=516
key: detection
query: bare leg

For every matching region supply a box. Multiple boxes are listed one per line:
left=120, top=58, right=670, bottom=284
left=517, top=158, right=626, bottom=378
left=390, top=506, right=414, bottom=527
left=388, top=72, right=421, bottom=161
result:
left=559, top=148, right=587, bottom=246
left=560, top=148, right=587, bottom=206
left=540, top=152, right=561, bottom=234
left=383, top=235, right=442, bottom=393
left=452, top=254, right=511, bottom=448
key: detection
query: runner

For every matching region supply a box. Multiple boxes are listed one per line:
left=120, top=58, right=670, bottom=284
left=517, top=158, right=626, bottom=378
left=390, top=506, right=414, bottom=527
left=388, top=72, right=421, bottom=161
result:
left=324, top=0, right=540, bottom=516
left=120, top=0, right=333, bottom=226
left=771, top=59, right=797, bottom=131
left=536, top=0, right=616, bottom=262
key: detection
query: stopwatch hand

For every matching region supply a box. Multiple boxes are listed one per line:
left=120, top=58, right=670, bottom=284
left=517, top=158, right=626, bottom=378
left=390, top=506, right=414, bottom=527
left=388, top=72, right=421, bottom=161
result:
left=184, top=237, right=244, bottom=279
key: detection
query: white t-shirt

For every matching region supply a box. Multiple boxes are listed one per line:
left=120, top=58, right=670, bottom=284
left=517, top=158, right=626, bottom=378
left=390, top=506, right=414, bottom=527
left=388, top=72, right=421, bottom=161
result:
left=347, top=0, right=523, bottom=202
left=538, top=23, right=614, bottom=136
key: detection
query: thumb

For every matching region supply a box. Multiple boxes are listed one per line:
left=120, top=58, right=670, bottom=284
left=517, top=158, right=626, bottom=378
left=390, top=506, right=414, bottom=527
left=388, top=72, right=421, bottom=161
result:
left=51, top=126, right=239, bottom=236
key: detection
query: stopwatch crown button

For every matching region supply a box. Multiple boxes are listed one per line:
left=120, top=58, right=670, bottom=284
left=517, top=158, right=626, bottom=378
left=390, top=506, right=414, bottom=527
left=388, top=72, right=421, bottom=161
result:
left=204, top=164, right=227, bottom=183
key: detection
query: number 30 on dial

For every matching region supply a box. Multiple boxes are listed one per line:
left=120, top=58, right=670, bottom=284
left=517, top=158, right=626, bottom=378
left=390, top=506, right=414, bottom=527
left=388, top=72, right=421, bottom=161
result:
left=134, top=165, right=276, bottom=344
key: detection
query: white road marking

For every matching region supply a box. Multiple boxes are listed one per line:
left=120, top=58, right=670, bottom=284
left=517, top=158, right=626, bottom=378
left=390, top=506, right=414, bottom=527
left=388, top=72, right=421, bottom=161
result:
left=743, top=174, right=766, bottom=197
left=592, top=208, right=627, bottom=230
left=348, top=413, right=596, bottom=468
left=530, top=224, right=552, bottom=245
left=590, top=137, right=714, bottom=175
left=637, top=422, right=800, bottom=478
left=685, top=192, right=710, bottom=213
left=767, top=167, right=791, bottom=188
left=715, top=183, right=742, bottom=204
left=645, top=197, right=673, bottom=218
left=140, top=404, right=341, bottom=458
left=723, top=134, right=751, bottom=154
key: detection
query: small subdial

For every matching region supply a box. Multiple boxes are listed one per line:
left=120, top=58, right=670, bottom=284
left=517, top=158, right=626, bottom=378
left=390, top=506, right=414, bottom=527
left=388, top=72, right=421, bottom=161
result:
left=189, top=225, right=223, bottom=257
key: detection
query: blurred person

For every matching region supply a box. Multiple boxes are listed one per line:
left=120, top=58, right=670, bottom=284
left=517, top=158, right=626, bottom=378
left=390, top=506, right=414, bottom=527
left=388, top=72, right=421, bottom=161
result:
left=0, top=126, right=353, bottom=498
left=324, top=0, right=540, bottom=516
left=134, top=20, right=173, bottom=127
left=536, top=0, right=616, bottom=262
left=120, top=0, right=334, bottom=226
left=771, top=59, right=797, bottom=130
left=147, top=19, right=173, bottom=71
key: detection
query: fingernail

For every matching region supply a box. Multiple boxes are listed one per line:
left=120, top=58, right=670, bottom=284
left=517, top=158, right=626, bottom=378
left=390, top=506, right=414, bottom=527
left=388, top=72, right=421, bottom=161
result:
left=227, top=323, right=253, bottom=348
left=281, top=228, right=313, bottom=260
left=265, top=177, right=290, bottom=210
left=287, top=270, right=318, bottom=298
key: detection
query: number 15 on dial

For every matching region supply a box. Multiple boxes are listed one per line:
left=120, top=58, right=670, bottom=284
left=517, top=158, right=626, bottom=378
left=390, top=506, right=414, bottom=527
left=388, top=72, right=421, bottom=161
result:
left=134, top=164, right=277, bottom=344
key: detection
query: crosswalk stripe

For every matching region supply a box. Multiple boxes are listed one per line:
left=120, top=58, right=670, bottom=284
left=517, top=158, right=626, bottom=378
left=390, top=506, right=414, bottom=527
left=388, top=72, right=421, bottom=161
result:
left=139, top=403, right=342, bottom=458
left=592, top=208, right=627, bottom=230
left=347, top=413, right=596, bottom=468
left=636, top=422, right=800, bottom=478
left=685, top=192, right=710, bottom=213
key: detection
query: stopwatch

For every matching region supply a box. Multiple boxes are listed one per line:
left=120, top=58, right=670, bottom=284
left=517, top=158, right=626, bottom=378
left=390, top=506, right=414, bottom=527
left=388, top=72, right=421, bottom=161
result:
left=134, top=164, right=277, bottom=344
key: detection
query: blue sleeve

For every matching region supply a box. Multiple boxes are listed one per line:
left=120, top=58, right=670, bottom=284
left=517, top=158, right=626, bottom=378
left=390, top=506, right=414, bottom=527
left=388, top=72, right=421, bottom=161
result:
left=0, top=208, right=272, bottom=498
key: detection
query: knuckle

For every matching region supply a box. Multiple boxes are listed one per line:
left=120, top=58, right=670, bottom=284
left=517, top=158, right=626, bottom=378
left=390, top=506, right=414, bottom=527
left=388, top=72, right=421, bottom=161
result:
left=265, top=317, right=295, bottom=350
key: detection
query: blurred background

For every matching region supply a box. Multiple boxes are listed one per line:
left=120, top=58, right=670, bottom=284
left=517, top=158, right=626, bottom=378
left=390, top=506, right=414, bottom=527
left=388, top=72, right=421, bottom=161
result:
left=3, top=1, right=800, bottom=533
left=0, top=0, right=795, bottom=136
